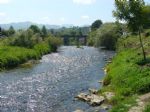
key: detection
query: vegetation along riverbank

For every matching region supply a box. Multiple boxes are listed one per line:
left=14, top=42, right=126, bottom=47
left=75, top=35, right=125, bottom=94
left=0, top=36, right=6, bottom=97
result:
left=86, top=0, right=150, bottom=112
left=0, top=25, right=62, bottom=70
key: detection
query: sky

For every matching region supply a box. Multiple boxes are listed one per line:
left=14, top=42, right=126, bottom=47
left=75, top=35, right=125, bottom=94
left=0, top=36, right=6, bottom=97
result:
left=0, top=0, right=149, bottom=26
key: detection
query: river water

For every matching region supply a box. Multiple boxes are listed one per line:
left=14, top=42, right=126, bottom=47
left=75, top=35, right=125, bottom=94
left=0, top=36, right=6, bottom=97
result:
left=0, top=46, right=114, bottom=112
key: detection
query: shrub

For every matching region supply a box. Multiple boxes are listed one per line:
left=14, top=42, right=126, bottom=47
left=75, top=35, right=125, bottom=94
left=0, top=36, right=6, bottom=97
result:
left=34, top=42, right=51, bottom=56
left=144, top=29, right=150, bottom=37
left=46, top=37, right=63, bottom=52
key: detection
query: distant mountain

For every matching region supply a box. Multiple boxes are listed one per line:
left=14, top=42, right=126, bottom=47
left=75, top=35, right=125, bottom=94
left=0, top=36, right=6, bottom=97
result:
left=61, top=24, right=74, bottom=28
left=0, top=22, right=61, bottom=30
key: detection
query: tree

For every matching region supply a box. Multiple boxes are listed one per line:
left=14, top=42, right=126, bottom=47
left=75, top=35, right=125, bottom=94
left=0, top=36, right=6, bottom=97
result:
left=8, top=26, right=15, bottom=36
left=79, top=28, right=83, bottom=36
left=91, top=20, right=103, bottom=31
left=142, top=5, right=150, bottom=29
left=0, top=27, right=1, bottom=34
left=29, top=25, right=40, bottom=34
left=10, top=28, right=46, bottom=48
left=96, top=23, right=121, bottom=50
left=114, top=0, right=146, bottom=60
left=87, top=31, right=97, bottom=46
left=41, top=26, right=48, bottom=38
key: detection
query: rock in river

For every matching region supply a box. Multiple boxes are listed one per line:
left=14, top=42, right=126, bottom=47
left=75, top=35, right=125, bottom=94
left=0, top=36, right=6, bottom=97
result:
left=74, top=109, right=84, bottom=112
left=89, top=88, right=98, bottom=94
left=76, top=93, right=105, bottom=106
left=89, top=94, right=105, bottom=106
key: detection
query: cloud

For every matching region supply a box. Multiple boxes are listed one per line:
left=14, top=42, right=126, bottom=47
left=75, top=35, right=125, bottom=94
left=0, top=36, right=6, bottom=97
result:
left=81, top=15, right=90, bottom=19
left=0, top=0, right=10, bottom=4
left=73, top=0, right=96, bottom=5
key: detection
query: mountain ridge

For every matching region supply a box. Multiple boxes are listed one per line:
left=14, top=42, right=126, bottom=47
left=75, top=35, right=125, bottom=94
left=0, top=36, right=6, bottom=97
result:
left=0, top=22, right=75, bottom=30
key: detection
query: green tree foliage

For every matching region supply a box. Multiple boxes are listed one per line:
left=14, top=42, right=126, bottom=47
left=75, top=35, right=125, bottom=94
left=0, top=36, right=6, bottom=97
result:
left=88, top=23, right=122, bottom=50
left=1, top=29, right=8, bottom=37
left=41, top=25, right=48, bottom=38
left=11, top=29, right=44, bottom=48
left=46, top=37, right=63, bottom=52
left=91, top=20, right=103, bottom=31
left=96, top=23, right=122, bottom=50
left=1, top=27, right=15, bottom=37
left=5, top=25, right=63, bottom=52
left=87, top=31, right=97, bottom=46
left=114, top=0, right=147, bottom=60
left=142, top=5, right=150, bottom=29
left=0, top=25, right=63, bottom=69
left=53, top=26, right=90, bottom=45
left=29, top=25, right=41, bottom=34
left=8, top=26, right=15, bottom=36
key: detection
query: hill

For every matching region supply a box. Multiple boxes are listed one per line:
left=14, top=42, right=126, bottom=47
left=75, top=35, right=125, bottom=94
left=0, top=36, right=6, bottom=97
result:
left=0, top=22, right=61, bottom=30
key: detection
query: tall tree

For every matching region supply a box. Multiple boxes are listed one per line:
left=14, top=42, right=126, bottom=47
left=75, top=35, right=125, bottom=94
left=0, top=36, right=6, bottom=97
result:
left=41, top=25, right=48, bottom=38
left=91, top=20, right=103, bottom=31
left=114, top=0, right=147, bottom=60
left=8, top=26, right=15, bottom=36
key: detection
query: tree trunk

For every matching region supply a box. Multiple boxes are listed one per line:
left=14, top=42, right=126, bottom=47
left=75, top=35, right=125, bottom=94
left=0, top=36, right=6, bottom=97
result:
left=138, top=28, right=146, bottom=61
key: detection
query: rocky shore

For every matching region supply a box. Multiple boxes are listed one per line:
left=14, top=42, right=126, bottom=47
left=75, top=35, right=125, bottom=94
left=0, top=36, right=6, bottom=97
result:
left=74, top=88, right=115, bottom=112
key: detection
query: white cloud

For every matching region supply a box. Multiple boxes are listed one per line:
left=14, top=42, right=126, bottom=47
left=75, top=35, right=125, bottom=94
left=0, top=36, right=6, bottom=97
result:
left=73, top=0, right=96, bottom=5
left=0, top=0, right=10, bottom=4
left=81, top=15, right=90, bottom=19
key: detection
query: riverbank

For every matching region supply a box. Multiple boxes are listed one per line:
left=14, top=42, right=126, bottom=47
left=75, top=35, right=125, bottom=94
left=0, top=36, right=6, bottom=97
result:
left=0, top=41, right=59, bottom=70
left=0, top=25, right=63, bottom=70
left=99, top=34, right=150, bottom=112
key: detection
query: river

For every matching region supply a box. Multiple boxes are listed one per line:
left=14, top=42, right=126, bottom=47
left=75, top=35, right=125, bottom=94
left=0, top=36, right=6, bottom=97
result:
left=0, top=46, right=114, bottom=112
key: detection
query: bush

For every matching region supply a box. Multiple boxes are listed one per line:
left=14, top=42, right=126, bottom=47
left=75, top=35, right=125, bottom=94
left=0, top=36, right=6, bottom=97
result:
left=144, top=29, right=150, bottom=37
left=87, top=31, right=97, bottom=46
left=10, top=30, right=43, bottom=48
left=34, top=42, right=51, bottom=56
left=46, top=37, right=63, bottom=52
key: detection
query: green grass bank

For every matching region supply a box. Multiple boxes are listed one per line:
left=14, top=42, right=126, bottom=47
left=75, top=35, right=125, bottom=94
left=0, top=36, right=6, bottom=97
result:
left=100, top=33, right=150, bottom=112
left=0, top=40, right=61, bottom=70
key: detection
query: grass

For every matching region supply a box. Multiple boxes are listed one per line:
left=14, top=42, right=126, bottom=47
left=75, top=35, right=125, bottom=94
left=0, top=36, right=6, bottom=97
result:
left=144, top=103, right=150, bottom=112
left=0, top=46, right=37, bottom=69
left=101, top=34, right=150, bottom=112
left=34, top=42, right=52, bottom=56
left=0, top=35, right=63, bottom=70
left=0, top=41, right=53, bottom=70
left=110, top=95, right=137, bottom=112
